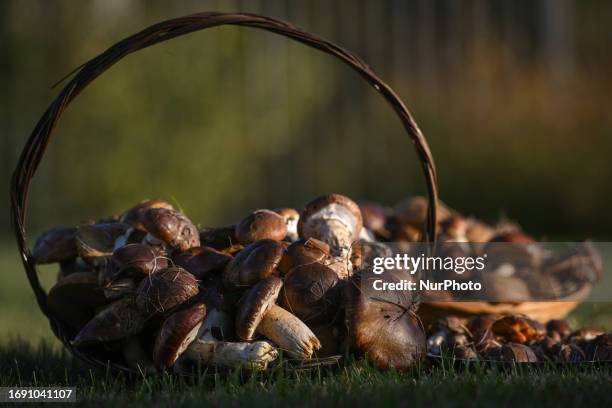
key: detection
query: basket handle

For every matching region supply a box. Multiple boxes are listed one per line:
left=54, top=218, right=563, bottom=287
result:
left=10, top=12, right=439, bottom=321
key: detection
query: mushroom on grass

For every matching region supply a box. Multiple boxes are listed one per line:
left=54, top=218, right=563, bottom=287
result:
left=235, top=276, right=321, bottom=360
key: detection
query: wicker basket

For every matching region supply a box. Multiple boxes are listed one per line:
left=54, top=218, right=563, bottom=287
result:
left=9, top=12, right=440, bottom=372
left=419, top=284, right=592, bottom=327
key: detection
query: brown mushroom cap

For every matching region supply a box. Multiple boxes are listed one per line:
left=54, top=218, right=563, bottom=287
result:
left=278, top=238, right=331, bottom=275
left=47, top=271, right=109, bottom=330
left=33, top=226, right=78, bottom=264
left=199, top=226, right=238, bottom=251
left=135, top=267, right=199, bottom=316
left=112, top=243, right=168, bottom=277
left=76, top=222, right=131, bottom=261
left=72, top=297, right=147, bottom=346
left=359, top=203, right=388, bottom=235
left=120, top=199, right=174, bottom=231
left=343, top=275, right=426, bottom=371
left=153, top=303, right=207, bottom=369
left=394, top=196, right=452, bottom=229
left=143, top=208, right=200, bottom=251
left=235, top=276, right=283, bottom=341
left=235, top=209, right=287, bottom=244
left=174, top=246, right=233, bottom=280
left=222, top=240, right=284, bottom=289
left=279, top=263, right=340, bottom=324
left=298, top=194, right=363, bottom=246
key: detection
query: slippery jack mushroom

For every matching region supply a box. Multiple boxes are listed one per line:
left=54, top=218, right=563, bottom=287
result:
left=173, top=298, right=278, bottom=372
left=135, top=267, right=199, bottom=317
left=75, top=222, right=132, bottom=264
left=343, top=274, right=426, bottom=371
left=235, top=209, right=287, bottom=244
left=235, top=276, right=321, bottom=360
left=279, top=262, right=341, bottom=324
left=174, top=246, right=233, bottom=280
left=222, top=239, right=284, bottom=289
left=72, top=297, right=147, bottom=346
left=32, top=226, right=78, bottom=264
left=143, top=208, right=200, bottom=252
left=120, top=199, right=174, bottom=231
left=298, top=194, right=363, bottom=258
left=47, top=271, right=109, bottom=330
left=277, top=238, right=331, bottom=274
left=111, top=243, right=168, bottom=277
left=153, top=303, right=207, bottom=369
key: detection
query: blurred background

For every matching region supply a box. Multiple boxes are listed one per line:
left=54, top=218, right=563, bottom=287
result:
left=1, top=0, right=611, bottom=343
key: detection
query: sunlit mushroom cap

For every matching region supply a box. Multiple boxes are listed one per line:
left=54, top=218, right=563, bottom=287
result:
left=222, top=240, right=284, bottom=289
left=153, top=303, right=207, bottom=369
left=112, top=243, right=168, bottom=276
left=280, top=262, right=340, bottom=324
left=33, top=226, right=78, bottom=264
left=236, top=209, right=287, bottom=244
left=235, top=276, right=283, bottom=341
left=278, top=238, right=331, bottom=274
left=120, top=199, right=174, bottom=231
left=143, top=208, right=200, bottom=251
left=298, top=194, right=363, bottom=244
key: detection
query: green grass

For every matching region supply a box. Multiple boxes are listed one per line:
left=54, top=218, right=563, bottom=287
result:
left=0, top=339, right=610, bottom=407
left=1, top=241, right=611, bottom=406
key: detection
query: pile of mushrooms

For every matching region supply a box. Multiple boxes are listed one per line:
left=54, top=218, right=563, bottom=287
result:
left=34, top=194, right=425, bottom=373
left=33, top=194, right=609, bottom=373
left=426, top=315, right=611, bottom=363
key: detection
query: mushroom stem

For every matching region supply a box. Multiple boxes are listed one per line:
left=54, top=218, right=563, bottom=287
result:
left=178, top=340, right=278, bottom=371
left=258, top=304, right=321, bottom=360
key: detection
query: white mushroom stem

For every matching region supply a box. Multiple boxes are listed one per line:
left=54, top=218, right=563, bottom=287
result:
left=176, top=340, right=278, bottom=372
left=258, top=304, right=321, bottom=360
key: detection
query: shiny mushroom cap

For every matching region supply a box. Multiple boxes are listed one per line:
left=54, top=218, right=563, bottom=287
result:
left=33, top=226, right=78, bottom=264
left=222, top=240, right=284, bottom=289
left=120, top=199, right=174, bottom=231
left=135, top=267, right=199, bottom=316
left=278, top=238, right=331, bottom=274
left=280, top=262, right=341, bottom=324
left=174, top=246, right=233, bottom=280
left=143, top=208, right=200, bottom=251
left=235, top=209, right=287, bottom=244
left=153, top=303, right=207, bottom=369
left=235, top=276, right=283, bottom=341
left=298, top=195, right=363, bottom=253
left=343, top=275, right=426, bottom=371
left=112, top=243, right=168, bottom=277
